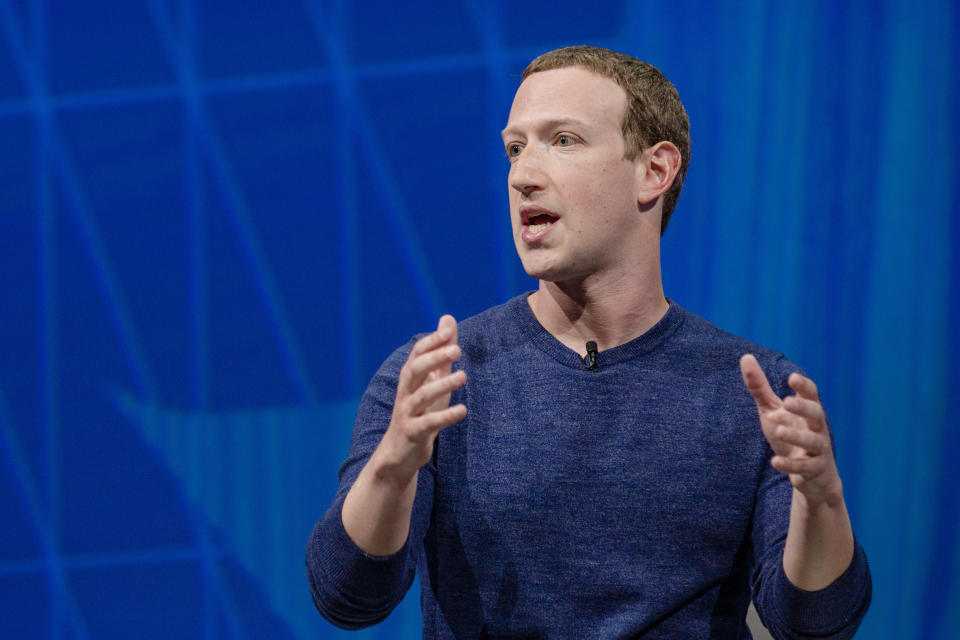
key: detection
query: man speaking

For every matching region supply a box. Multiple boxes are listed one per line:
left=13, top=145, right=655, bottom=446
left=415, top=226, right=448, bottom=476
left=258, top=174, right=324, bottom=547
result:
left=306, top=46, right=871, bottom=638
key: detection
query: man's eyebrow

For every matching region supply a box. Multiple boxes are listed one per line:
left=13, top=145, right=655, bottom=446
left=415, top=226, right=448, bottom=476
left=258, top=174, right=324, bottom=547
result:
left=501, top=117, right=593, bottom=139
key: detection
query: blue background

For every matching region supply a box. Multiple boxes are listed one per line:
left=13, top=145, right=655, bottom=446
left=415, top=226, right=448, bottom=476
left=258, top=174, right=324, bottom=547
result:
left=1, top=0, right=957, bottom=638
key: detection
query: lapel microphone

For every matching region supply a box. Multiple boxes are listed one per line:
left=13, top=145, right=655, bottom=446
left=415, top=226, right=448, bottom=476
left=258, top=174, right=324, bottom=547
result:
left=584, top=341, right=599, bottom=371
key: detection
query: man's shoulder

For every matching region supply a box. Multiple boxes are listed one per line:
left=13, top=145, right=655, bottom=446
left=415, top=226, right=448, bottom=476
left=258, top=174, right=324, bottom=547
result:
left=669, top=303, right=799, bottom=390
left=672, top=305, right=776, bottom=357
left=453, top=293, right=530, bottom=364
left=457, top=294, right=526, bottom=335
left=374, top=295, right=528, bottom=376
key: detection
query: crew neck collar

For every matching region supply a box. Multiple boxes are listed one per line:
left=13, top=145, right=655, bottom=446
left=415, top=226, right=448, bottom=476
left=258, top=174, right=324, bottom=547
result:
left=508, top=292, right=685, bottom=370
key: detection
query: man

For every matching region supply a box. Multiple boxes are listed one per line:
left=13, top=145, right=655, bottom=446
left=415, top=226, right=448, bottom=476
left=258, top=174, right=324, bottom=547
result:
left=307, top=46, right=871, bottom=638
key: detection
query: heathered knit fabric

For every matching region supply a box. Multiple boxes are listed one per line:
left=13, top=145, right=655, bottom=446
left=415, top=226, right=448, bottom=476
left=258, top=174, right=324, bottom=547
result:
left=307, top=295, right=871, bottom=639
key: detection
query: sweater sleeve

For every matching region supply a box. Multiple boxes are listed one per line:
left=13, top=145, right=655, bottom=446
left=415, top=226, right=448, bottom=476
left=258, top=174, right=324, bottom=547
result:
left=749, top=356, right=872, bottom=640
left=305, top=339, right=436, bottom=629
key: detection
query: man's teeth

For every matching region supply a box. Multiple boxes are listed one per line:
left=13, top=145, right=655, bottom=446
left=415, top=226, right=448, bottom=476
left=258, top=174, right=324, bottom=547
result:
left=528, top=221, right=552, bottom=233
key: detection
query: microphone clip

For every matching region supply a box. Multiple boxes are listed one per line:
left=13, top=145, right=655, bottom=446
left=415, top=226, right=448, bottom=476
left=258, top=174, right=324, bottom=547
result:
left=583, top=341, right=599, bottom=371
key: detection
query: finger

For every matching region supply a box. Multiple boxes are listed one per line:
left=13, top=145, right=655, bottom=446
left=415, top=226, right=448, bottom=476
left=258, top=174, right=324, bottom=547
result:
left=771, top=454, right=825, bottom=477
left=405, top=371, right=467, bottom=416
left=409, top=314, right=458, bottom=357
left=783, top=395, right=826, bottom=430
left=409, top=328, right=453, bottom=364
left=436, top=315, right=458, bottom=377
left=437, top=314, right=458, bottom=344
left=773, top=424, right=826, bottom=455
left=413, top=403, right=467, bottom=433
left=757, top=407, right=806, bottom=457
left=404, top=344, right=462, bottom=393
left=788, top=372, right=820, bottom=402
left=407, top=370, right=467, bottom=415
left=739, top=354, right=782, bottom=411
left=402, top=315, right=459, bottom=391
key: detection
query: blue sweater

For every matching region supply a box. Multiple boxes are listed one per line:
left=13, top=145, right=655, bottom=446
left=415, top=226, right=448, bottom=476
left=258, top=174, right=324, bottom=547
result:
left=307, top=295, right=871, bottom=638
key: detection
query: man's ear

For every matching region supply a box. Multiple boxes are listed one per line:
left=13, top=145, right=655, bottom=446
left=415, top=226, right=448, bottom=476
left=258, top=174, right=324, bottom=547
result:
left=636, top=141, right=682, bottom=206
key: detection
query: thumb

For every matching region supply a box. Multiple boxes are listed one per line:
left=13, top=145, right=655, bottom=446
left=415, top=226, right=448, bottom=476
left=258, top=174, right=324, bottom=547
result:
left=739, top=354, right=781, bottom=412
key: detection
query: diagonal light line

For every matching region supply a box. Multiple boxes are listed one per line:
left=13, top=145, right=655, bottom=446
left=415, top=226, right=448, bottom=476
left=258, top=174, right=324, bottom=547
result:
left=145, top=0, right=318, bottom=405
left=0, top=99, right=30, bottom=116
left=27, top=1, right=65, bottom=638
left=3, top=0, right=245, bottom=633
left=463, top=0, right=517, bottom=301
left=204, top=68, right=333, bottom=95
left=0, top=388, right=90, bottom=640
left=197, top=127, right=319, bottom=404
left=146, top=1, right=253, bottom=636
left=109, top=399, right=251, bottom=640
left=0, top=1, right=30, bottom=80
left=0, top=546, right=231, bottom=576
left=67, top=546, right=228, bottom=570
left=335, top=116, right=363, bottom=397
left=185, top=122, right=209, bottom=411
left=0, top=558, right=47, bottom=577
left=140, top=3, right=281, bottom=637
left=303, top=0, right=447, bottom=319
left=45, top=135, right=159, bottom=400
left=0, top=542, right=244, bottom=638
left=353, top=52, right=494, bottom=79
left=328, top=0, right=361, bottom=396
left=181, top=0, right=208, bottom=411
left=2, top=4, right=153, bottom=637
left=15, top=2, right=65, bottom=637
left=183, top=503, right=249, bottom=640
left=176, top=2, right=215, bottom=637
left=1, top=0, right=159, bottom=402
left=0, top=62, right=432, bottom=117
left=52, top=84, right=181, bottom=109
left=0, top=51, right=556, bottom=121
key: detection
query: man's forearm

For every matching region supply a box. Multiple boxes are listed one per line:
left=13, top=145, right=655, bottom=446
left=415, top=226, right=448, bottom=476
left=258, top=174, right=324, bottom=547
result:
left=340, top=314, right=465, bottom=558
left=341, top=452, right=419, bottom=557
left=782, top=487, right=855, bottom=591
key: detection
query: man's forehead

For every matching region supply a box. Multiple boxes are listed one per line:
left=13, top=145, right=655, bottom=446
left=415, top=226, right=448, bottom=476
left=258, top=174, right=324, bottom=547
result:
left=503, top=67, right=626, bottom=134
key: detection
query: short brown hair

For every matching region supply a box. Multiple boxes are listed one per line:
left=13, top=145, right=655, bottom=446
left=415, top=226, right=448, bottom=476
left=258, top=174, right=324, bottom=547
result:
left=522, top=46, right=690, bottom=234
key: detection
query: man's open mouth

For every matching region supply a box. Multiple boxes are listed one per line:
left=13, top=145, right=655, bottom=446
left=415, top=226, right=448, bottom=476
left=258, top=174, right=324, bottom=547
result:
left=526, top=213, right=557, bottom=233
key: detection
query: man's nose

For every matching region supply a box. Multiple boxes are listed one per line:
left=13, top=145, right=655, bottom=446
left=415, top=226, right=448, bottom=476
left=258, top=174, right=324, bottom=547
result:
left=509, top=147, right=547, bottom=196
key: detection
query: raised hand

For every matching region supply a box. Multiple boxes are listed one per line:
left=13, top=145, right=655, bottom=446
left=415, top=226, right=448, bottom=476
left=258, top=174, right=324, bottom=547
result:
left=342, top=315, right=467, bottom=555
left=739, top=354, right=842, bottom=508
left=378, top=314, right=468, bottom=480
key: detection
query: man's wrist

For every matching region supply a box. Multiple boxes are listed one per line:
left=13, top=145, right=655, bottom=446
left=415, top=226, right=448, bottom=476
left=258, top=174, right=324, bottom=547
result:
left=368, top=445, right=420, bottom=492
left=793, top=476, right=845, bottom=514
left=794, top=473, right=844, bottom=510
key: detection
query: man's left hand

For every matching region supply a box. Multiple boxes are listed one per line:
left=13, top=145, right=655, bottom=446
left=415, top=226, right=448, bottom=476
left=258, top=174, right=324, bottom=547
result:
left=739, top=354, right=843, bottom=508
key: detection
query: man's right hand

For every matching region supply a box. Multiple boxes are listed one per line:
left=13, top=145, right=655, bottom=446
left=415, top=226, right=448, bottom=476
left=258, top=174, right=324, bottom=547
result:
left=341, top=315, right=467, bottom=556
left=375, top=314, right=467, bottom=481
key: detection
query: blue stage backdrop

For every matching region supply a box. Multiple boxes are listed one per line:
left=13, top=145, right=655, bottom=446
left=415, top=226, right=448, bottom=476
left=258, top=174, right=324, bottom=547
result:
left=1, top=1, right=957, bottom=638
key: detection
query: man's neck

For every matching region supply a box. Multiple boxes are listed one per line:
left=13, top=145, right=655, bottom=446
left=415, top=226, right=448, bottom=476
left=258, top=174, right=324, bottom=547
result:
left=528, top=268, right=670, bottom=357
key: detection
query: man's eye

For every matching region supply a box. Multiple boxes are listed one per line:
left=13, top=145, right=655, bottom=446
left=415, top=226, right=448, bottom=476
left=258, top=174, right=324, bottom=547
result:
left=556, top=134, right=577, bottom=147
left=507, top=144, right=523, bottom=157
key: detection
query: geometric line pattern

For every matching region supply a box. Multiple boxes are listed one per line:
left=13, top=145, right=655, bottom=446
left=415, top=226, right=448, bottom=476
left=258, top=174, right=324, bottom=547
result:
left=0, top=387, right=89, bottom=639
left=113, top=394, right=357, bottom=640
left=1, top=1, right=958, bottom=638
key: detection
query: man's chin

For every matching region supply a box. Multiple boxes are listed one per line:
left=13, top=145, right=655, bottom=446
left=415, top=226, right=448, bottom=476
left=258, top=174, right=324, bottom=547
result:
left=521, top=263, right=554, bottom=281
left=522, top=264, right=570, bottom=284
left=519, top=251, right=577, bottom=283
